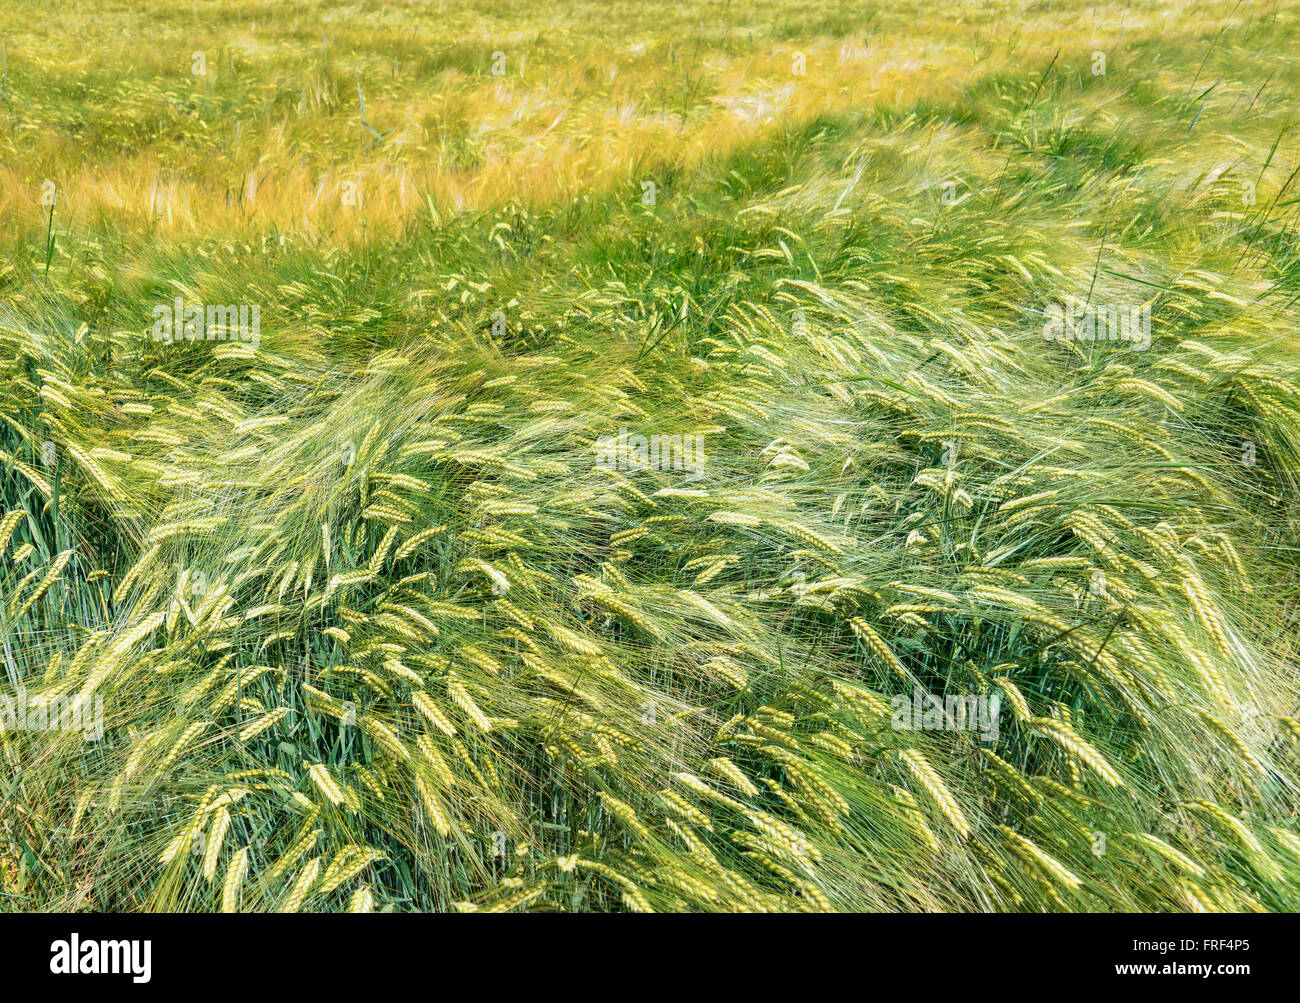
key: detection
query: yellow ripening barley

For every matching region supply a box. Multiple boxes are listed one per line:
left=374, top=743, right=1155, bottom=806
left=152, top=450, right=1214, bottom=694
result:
left=78, top=608, right=169, bottom=703
left=414, top=774, right=452, bottom=836
left=378, top=604, right=439, bottom=637
left=598, top=792, right=652, bottom=840
left=1131, top=833, right=1206, bottom=878
left=891, top=583, right=961, bottom=604
left=546, top=622, right=602, bottom=655
left=1031, top=717, right=1123, bottom=786
left=1184, top=647, right=1236, bottom=711
left=158, top=721, right=211, bottom=773
left=829, top=679, right=890, bottom=717
left=1277, top=717, right=1300, bottom=747
left=1269, top=828, right=1300, bottom=865
left=708, top=757, right=760, bottom=796
left=220, top=847, right=249, bottom=913
left=897, top=749, right=971, bottom=839
left=349, top=886, right=375, bottom=913
left=704, top=655, right=750, bottom=689
left=966, top=585, right=1051, bottom=616
left=584, top=591, right=662, bottom=637
left=1210, top=533, right=1251, bottom=591
left=991, top=677, right=1032, bottom=721
left=493, top=596, right=534, bottom=629
left=307, top=763, right=348, bottom=807
left=708, top=511, right=762, bottom=527
left=1114, top=378, right=1182, bottom=411
left=659, top=789, right=713, bottom=829
left=0, top=510, right=27, bottom=555
left=890, top=785, right=940, bottom=853
left=203, top=809, right=231, bottom=882
left=676, top=590, right=736, bottom=629
left=979, top=749, right=1042, bottom=805
left=765, top=745, right=849, bottom=817
left=393, top=526, right=446, bottom=562
left=11, top=549, right=73, bottom=618
left=849, top=618, right=907, bottom=679
left=484, top=885, right=548, bottom=913
left=885, top=603, right=950, bottom=616
left=360, top=716, right=409, bottom=760
left=67, top=442, right=128, bottom=502
left=1178, top=882, right=1218, bottom=913
left=279, top=856, right=323, bottom=913
left=999, top=826, right=1082, bottom=890
left=1022, top=612, right=1072, bottom=634
left=9, top=566, right=38, bottom=593
left=412, top=690, right=458, bottom=736
left=1186, top=801, right=1281, bottom=880
left=1181, top=570, right=1234, bottom=661
left=368, top=524, right=400, bottom=573
left=458, top=645, right=503, bottom=675
left=766, top=517, right=843, bottom=554
left=447, top=674, right=491, bottom=732
left=208, top=787, right=251, bottom=813
left=158, top=818, right=201, bottom=865
left=1193, top=710, right=1265, bottom=775
left=318, top=847, right=384, bottom=898
left=325, top=569, right=374, bottom=603
left=264, top=824, right=322, bottom=887
left=1000, top=490, right=1060, bottom=513
left=574, top=858, right=654, bottom=908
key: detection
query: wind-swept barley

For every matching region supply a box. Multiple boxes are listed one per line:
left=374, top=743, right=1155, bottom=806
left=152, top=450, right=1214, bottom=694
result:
left=897, top=749, right=971, bottom=839
left=220, top=847, right=250, bottom=913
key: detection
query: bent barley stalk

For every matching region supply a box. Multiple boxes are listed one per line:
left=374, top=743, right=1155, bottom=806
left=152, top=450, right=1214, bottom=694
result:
left=1, top=0, right=1298, bottom=916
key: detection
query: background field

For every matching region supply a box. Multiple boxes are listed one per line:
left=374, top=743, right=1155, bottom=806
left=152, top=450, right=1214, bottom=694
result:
left=3, top=0, right=1300, bottom=912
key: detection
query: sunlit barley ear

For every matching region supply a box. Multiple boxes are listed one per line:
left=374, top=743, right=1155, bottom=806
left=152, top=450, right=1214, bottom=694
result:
left=1091, top=831, right=1107, bottom=857
left=1091, top=50, right=1106, bottom=75
left=1241, top=440, right=1256, bottom=467
left=40, top=441, right=56, bottom=467
left=1242, top=180, right=1256, bottom=207
left=791, top=50, right=806, bottom=76
left=491, top=50, right=506, bottom=76
left=191, top=50, right=206, bottom=77
left=640, top=180, right=656, bottom=207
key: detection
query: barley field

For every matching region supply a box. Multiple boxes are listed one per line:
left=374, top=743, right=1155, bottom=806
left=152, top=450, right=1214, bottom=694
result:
left=2, top=0, right=1300, bottom=914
